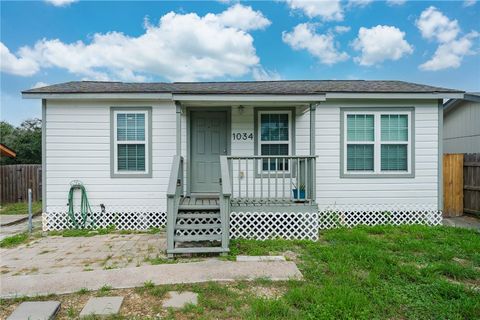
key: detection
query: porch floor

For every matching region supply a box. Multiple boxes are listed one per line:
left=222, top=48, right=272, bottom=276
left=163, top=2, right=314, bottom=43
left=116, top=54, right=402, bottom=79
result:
left=179, top=196, right=316, bottom=208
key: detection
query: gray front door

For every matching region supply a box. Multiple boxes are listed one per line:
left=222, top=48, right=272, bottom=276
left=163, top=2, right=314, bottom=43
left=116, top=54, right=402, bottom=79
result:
left=190, top=111, right=228, bottom=193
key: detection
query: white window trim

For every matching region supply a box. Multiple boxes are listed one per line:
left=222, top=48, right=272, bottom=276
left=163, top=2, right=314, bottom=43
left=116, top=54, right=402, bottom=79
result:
left=343, top=110, right=412, bottom=176
left=257, top=110, right=293, bottom=174
left=113, top=110, right=149, bottom=175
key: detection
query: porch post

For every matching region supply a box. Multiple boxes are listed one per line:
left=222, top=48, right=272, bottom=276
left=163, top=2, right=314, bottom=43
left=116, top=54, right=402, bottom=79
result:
left=175, top=101, right=181, bottom=156
left=310, top=103, right=316, bottom=156
left=310, top=103, right=317, bottom=203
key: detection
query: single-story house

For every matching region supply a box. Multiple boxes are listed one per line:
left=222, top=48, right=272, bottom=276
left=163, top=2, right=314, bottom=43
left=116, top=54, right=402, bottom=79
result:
left=443, top=92, right=480, bottom=154
left=22, top=80, right=463, bottom=255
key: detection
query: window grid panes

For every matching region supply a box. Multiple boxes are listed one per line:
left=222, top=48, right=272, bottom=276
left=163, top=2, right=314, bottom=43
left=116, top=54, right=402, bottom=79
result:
left=381, top=144, right=407, bottom=171
left=345, top=112, right=411, bottom=174
left=347, top=114, right=374, bottom=141
left=118, top=144, right=146, bottom=171
left=381, top=114, right=408, bottom=141
left=117, top=113, right=145, bottom=141
left=259, top=112, right=290, bottom=172
left=115, top=111, right=147, bottom=173
left=347, top=145, right=374, bottom=171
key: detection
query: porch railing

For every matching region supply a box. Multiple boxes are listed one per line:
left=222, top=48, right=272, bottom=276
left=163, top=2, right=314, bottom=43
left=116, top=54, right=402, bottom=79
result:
left=222, top=155, right=317, bottom=205
left=166, top=155, right=184, bottom=256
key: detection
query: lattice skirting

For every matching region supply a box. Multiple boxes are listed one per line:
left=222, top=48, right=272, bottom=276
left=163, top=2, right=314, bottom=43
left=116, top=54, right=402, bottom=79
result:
left=318, top=204, right=442, bottom=229
left=175, top=212, right=222, bottom=237
left=230, top=211, right=319, bottom=241
left=43, top=206, right=167, bottom=231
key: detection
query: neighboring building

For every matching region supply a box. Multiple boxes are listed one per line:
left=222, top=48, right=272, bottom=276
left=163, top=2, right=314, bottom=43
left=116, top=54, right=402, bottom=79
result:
left=443, top=93, right=480, bottom=154
left=0, top=143, right=16, bottom=159
left=22, top=80, right=462, bottom=255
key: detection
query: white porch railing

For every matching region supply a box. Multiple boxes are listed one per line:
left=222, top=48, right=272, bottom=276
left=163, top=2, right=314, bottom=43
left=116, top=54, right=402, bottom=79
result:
left=223, top=156, right=317, bottom=205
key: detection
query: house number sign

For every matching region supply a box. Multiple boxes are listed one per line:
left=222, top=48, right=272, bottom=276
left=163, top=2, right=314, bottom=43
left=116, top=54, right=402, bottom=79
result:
left=232, top=132, right=254, bottom=141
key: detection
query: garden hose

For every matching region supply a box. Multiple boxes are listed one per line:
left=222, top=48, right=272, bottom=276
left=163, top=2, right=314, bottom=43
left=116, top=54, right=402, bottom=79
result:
left=67, top=181, right=95, bottom=228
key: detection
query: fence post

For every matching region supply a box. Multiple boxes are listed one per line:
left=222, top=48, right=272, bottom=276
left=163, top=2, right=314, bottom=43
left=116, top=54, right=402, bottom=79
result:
left=28, top=188, right=33, bottom=233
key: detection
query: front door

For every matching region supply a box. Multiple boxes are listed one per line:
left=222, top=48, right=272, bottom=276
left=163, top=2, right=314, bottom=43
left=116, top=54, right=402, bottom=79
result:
left=190, top=111, right=228, bottom=193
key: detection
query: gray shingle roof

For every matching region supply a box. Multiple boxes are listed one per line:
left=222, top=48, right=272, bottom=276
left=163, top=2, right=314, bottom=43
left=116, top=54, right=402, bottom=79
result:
left=22, top=80, right=463, bottom=95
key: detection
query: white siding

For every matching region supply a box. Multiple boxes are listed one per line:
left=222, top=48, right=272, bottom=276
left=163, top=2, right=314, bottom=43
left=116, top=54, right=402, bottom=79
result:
left=316, top=100, right=439, bottom=210
left=443, top=100, right=480, bottom=153
left=45, top=100, right=176, bottom=211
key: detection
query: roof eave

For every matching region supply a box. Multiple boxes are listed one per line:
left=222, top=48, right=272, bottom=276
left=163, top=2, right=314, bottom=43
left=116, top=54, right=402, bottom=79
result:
left=22, top=92, right=173, bottom=100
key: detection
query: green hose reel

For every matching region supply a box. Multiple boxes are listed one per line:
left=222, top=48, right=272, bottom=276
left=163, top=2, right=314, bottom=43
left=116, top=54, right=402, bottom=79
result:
left=67, top=180, right=95, bottom=228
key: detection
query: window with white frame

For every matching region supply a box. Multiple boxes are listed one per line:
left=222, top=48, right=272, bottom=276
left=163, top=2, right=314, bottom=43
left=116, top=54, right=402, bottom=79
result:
left=113, top=110, right=149, bottom=175
left=258, top=110, right=292, bottom=171
left=343, top=110, right=412, bottom=176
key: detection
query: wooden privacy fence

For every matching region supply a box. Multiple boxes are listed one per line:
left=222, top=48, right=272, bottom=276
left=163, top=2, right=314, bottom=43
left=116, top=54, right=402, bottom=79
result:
left=0, top=164, right=42, bottom=204
left=443, top=154, right=464, bottom=217
left=443, top=153, right=480, bottom=217
left=464, top=153, right=480, bottom=216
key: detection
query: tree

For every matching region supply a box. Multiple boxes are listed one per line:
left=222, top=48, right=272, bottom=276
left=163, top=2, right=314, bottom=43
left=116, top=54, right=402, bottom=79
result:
left=0, top=119, right=42, bottom=165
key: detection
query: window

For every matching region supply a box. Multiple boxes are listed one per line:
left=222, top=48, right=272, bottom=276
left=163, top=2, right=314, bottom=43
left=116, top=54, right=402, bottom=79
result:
left=112, top=108, right=151, bottom=177
left=257, top=110, right=292, bottom=171
left=342, top=109, right=413, bottom=177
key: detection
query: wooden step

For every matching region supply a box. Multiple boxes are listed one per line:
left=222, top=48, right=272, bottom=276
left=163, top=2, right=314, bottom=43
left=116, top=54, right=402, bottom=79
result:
left=178, top=205, right=220, bottom=210
left=167, top=247, right=229, bottom=254
left=174, top=234, right=222, bottom=242
left=177, top=212, right=220, bottom=219
left=175, top=223, right=222, bottom=230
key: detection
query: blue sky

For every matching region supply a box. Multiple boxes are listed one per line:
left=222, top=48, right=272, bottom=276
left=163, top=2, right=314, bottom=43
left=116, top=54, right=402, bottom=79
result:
left=1, top=0, right=479, bottom=125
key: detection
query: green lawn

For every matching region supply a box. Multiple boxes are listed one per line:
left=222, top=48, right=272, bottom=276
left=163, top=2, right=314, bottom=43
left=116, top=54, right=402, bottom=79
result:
left=0, top=225, right=479, bottom=319
left=229, top=225, right=480, bottom=319
left=0, top=201, right=42, bottom=215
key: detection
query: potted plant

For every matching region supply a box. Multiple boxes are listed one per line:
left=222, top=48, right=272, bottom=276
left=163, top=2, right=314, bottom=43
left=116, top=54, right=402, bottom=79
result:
left=292, top=182, right=306, bottom=200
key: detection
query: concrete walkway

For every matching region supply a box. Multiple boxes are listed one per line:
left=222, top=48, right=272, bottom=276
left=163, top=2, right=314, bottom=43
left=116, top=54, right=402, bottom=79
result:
left=443, top=215, right=480, bottom=231
left=0, top=260, right=302, bottom=298
left=0, top=216, right=42, bottom=241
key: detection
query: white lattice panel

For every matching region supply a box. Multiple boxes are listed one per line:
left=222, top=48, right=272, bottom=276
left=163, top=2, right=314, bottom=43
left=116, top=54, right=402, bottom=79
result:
left=318, top=204, right=442, bottom=229
left=43, top=206, right=166, bottom=231
left=230, top=211, right=319, bottom=241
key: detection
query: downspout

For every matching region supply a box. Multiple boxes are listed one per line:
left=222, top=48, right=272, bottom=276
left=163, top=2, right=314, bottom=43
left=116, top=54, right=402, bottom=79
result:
left=175, top=101, right=182, bottom=156
left=42, top=99, right=47, bottom=213
left=438, top=99, right=443, bottom=212
left=310, top=103, right=317, bottom=203
left=310, top=103, right=316, bottom=156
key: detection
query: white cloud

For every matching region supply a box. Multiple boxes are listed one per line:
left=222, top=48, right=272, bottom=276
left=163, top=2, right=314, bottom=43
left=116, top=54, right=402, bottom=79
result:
left=2, top=5, right=271, bottom=81
left=286, top=0, right=344, bottom=21
left=44, top=0, right=77, bottom=7
left=386, top=0, right=407, bottom=6
left=32, top=82, right=49, bottom=89
left=334, top=25, right=351, bottom=34
left=209, top=3, right=271, bottom=31
left=347, top=0, right=373, bottom=8
left=417, top=6, right=478, bottom=71
left=463, top=0, right=476, bottom=7
left=0, top=42, right=39, bottom=76
left=282, top=23, right=349, bottom=65
left=419, top=31, right=478, bottom=71
left=352, top=25, right=413, bottom=66
left=416, top=6, right=459, bottom=43
left=252, top=67, right=282, bottom=81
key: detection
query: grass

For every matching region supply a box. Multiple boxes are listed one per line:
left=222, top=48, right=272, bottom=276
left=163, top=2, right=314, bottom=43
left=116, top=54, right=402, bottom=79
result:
left=48, top=226, right=163, bottom=237
left=0, top=225, right=479, bottom=319
left=0, top=201, right=42, bottom=215
left=0, top=233, right=29, bottom=248
left=229, top=225, right=480, bottom=319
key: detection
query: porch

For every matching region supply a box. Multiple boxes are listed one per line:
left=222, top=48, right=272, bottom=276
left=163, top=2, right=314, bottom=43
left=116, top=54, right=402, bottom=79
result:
left=166, top=155, right=318, bottom=256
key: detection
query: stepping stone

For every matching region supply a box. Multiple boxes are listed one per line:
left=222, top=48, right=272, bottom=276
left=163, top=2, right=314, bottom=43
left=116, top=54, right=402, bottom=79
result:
left=79, top=296, right=123, bottom=317
left=236, top=255, right=286, bottom=262
left=162, top=291, right=198, bottom=309
left=7, top=301, right=60, bottom=320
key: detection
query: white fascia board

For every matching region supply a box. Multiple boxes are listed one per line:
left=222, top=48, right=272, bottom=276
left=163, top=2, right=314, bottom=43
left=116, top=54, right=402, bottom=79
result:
left=173, top=94, right=326, bottom=102
left=22, top=93, right=173, bottom=100
left=325, top=92, right=464, bottom=99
